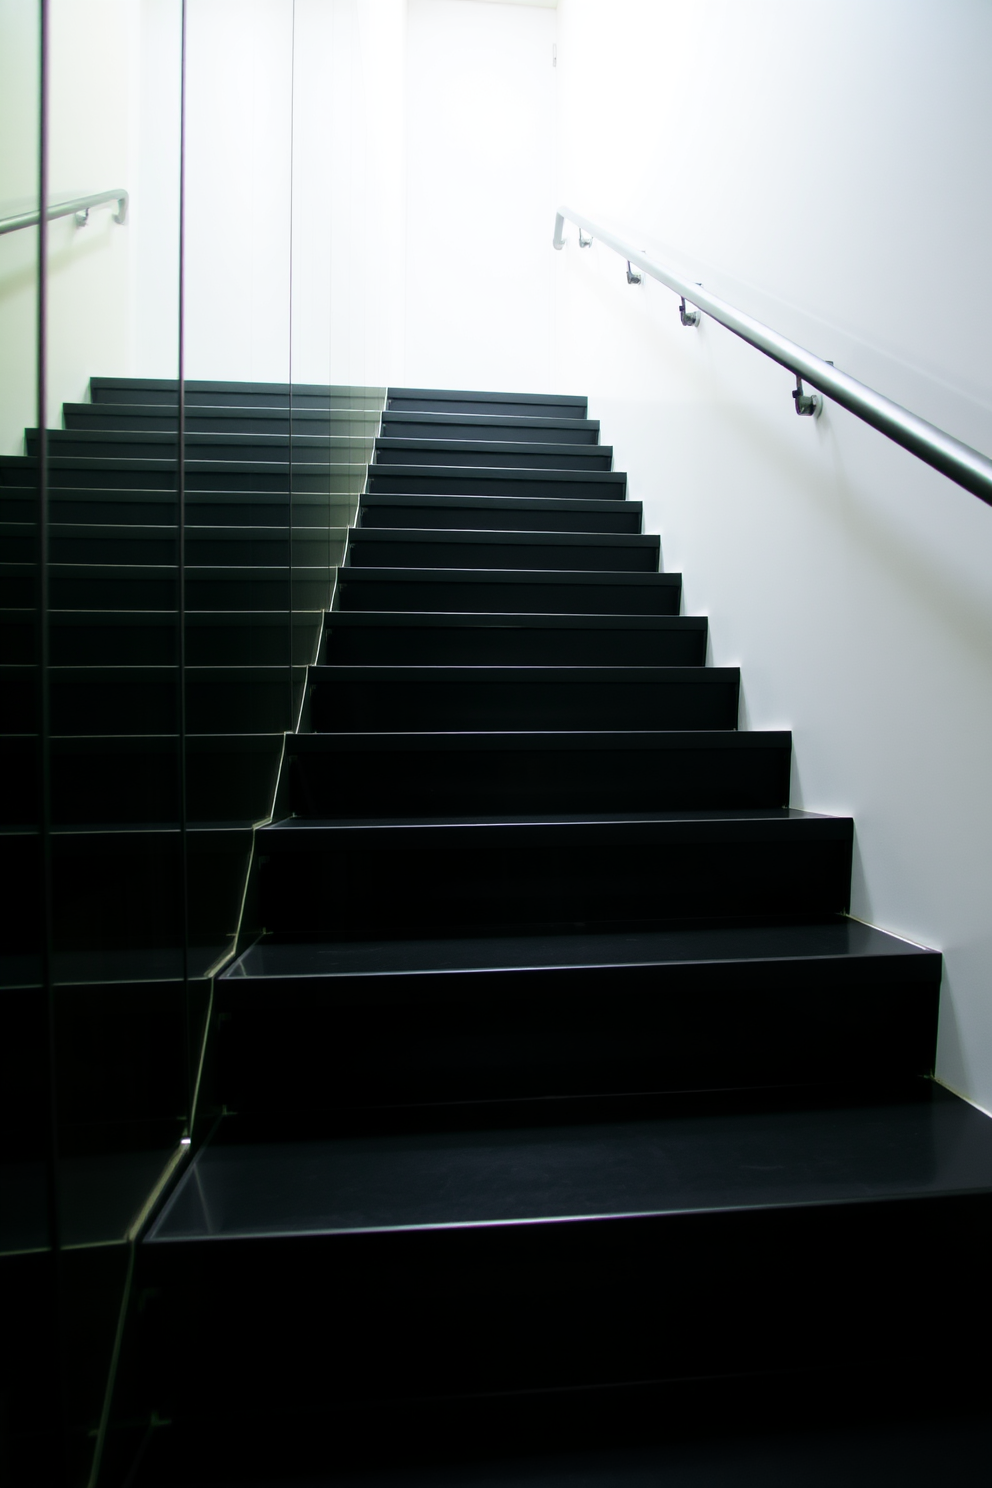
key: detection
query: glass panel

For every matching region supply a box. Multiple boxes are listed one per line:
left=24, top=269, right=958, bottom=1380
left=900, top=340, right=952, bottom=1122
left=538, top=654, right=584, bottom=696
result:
left=42, top=0, right=185, bottom=1476
left=0, top=4, right=58, bottom=1477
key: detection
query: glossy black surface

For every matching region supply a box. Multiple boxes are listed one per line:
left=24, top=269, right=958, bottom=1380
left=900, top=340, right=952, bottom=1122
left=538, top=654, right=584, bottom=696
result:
left=97, top=382, right=990, bottom=1483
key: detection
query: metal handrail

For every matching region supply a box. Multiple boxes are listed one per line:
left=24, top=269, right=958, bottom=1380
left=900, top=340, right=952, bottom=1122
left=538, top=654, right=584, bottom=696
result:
left=0, top=188, right=128, bottom=237
left=553, top=205, right=992, bottom=508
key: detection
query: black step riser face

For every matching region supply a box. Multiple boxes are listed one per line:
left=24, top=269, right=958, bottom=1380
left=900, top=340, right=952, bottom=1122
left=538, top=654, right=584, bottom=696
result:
left=358, top=499, right=641, bottom=534
left=0, top=460, right=360, bottom=496
left=36, top=497, right=347, bottom=527
left=257, top=828, right=853, bottom=939
left=8, top=676, right=303, bottom=735
left=366, top=470, right=624, bottom=500
left=34, top=536, right=341, bottom=566
left=91, top=379, right=380, bottom=411
left=216, top=963, right=939, bottom=1114
left=386, top=397, right=587, bottom=419
left=336, top=573, right=681, bottom=615
left=346, top=537, right=658, bottom=573
left=380, top=416, right=600, bottom=445
left=138, top=1189, right=983, bottom=1417
left=4, top=743, right=282, bottom=827
left=308, top=674, right=739, bottom=731
left=289, top=740, right=790, bottom=815
left=322, top=621, right=704, bottom=666
left=38, top=574, right=330, bottom=611
left=373, top=445, right=613, bottom=471
left=64, top=407, right=379, bottom=438
left=26, top=435, right=373, bottom=464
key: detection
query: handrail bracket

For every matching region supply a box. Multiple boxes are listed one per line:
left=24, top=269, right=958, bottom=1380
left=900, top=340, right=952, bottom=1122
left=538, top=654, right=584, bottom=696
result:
left=792, top=376, right=822, bottom=419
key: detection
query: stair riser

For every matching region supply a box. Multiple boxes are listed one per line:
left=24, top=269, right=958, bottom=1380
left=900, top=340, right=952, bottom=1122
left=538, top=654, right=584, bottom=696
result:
left=91, top=380, right=382, bottom=411
left=336, top=574, right=681, bottom=615
left=321, top=621, right=704, bottom=666
left=26, top=435, right=374, bottom=463
left=138, top=1194, right=981, bottom=1416
left=366, top=470, right=625, bottom=500
left=6, top=676, right=304, bottom=735
left=358, top=499, right=641, bottom=534
left=346, top=537, right=657, bottom=573
left=0, top=459, right=363, bottom=496
left=373, top=446, right=613, bottom=472
left=257, top=830, right=853, bottom=938
left=0, top=829, right=249, bottom=959
left=20, top=574, right=333, bottom=611
left=380, top=417, right=600, bottom=445
left=5, top=535, right=344, bottom=567
left=308, top=675, right=738, bottom=731
left=65, top=408, right=380, bottom=438
left=1, top=493, right=356, bottom=528
left=387, top=396, right=587, bottom=419
left=2, top=740, right=282, bottom=827
left=216, top=961, right=939, bottom=1114
left=288, top=741, right=788, bottom=815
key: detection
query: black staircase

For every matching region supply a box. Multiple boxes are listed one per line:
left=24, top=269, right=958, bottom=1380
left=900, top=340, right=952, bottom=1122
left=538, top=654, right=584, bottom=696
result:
left=4, top=382, right=991, bottom=1483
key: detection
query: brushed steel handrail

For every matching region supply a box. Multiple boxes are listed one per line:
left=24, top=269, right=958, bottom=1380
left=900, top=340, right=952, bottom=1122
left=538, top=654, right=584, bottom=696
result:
left=0, top=187, right=129, bottom=237
left=553, top=205, right=992, bottom=508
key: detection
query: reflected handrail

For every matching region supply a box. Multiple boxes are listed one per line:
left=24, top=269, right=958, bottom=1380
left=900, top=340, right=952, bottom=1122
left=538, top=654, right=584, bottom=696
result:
left=0, top=187, right=129, bottom=236
left=553, top=204, right=992, bottom=508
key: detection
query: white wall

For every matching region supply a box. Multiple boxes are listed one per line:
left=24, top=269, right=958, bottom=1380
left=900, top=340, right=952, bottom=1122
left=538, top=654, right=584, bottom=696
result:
left=552, top=0, right=992, bottom=1112
left=0, top=0, right=182, bottom=455
left=404, top=0, right=556, bottom=392
left=183, top=0, right=406, bottom=389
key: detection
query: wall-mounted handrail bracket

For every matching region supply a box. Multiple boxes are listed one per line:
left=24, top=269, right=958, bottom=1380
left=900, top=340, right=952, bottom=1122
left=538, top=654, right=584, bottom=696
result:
left=0, top=187, right=129, bottom=237
left=679, top=294, right=700, bottom=328
left=552, top=203, right=992, bottom=507
left=792, top=376, right=821, bottom=419
left=578, top=228, right=593, bottom=248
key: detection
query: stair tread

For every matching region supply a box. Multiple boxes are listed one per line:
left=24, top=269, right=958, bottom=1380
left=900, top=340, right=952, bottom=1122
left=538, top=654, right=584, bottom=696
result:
left=349, top=528, right=654, bottom=546
left=224, top=918, right=934, bottom=981
left=288, top=729, right=785, bottom=750
left=147, top=1083, right=991, bottom=1244
left=262, top=807, right=847, bottom=836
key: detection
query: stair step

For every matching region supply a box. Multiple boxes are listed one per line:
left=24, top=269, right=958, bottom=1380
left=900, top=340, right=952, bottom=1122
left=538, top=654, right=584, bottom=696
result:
left=307, top=664, right=737, bottom=731
left=139, top=1084, right=989, bottom=1413
left=286, top=730, right=789, bottom=816
left=373, top=438, right=613, bottom=471
left=5, top=665, right=306, bottom=734
left=256, top=809, right=852, bottom=939
left=0, top=487, right=357, bottom=528
left=1, top=734, right=283, bottom=827
left=63, top=402, right=381, bottom=437
left=321, top=613, right=704, bottom=665
left=335, top=567, right=681, bottom=615
left=381, top=410, right=601, bottom=444
left=358, top=492, right=641, bottom=534
left=0, top=455, right=365, bottom=496
left=90, top=376, right=384, bottom=411
left=2, top=563, right=335, bottom=612
left=366, top=465, right=625, bottom=501
left=1, top=522, right=346, bottom=568
left=0, top=823, right=250, bottom=980
left=218, top=920, right=938, bottom=1109
left=346, top=528, right=659, bottom=573
left=26, top=428, right=375, bottom=463
left=386, top=387, right=588, bottom=419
